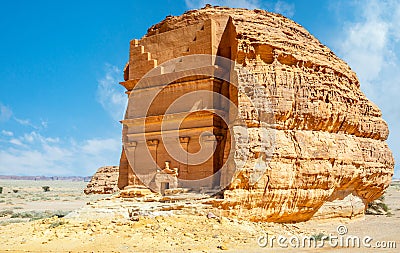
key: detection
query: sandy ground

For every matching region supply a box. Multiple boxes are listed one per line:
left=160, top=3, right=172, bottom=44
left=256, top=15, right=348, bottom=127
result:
left=0, top=180, right=399, bottom=252
left=0, top=180, right=107, bottom=212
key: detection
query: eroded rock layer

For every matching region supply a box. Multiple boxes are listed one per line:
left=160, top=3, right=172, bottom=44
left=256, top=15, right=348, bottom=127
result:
left=119, top=6, right=394, bottom=222
left=85, top=166, right=119, bottom=194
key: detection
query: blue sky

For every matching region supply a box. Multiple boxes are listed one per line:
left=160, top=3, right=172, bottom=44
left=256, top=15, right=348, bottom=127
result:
left=0, top=0, right=398, bottom=177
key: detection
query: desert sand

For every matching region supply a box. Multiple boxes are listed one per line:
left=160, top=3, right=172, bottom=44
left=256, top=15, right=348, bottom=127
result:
left=0, top=179, right=399, bottom=252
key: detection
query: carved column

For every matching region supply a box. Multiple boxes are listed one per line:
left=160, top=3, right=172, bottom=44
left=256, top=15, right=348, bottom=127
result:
left=214, top=135, right=225, bottom=188
left=200, top=134, right=218, bottom=188
left=125, top=141, right=137, bottom=186
left=179, top=136, right=190, bottom=178
left=146, top=139, right=159, bottom=171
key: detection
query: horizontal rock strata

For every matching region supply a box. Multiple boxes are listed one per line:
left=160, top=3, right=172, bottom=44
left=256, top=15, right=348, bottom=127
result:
left=84, top=166, right=119, bottom=194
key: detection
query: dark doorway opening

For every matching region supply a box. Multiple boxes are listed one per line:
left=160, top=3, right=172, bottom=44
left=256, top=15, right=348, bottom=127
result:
left=160, top=182, right=170, bottom=195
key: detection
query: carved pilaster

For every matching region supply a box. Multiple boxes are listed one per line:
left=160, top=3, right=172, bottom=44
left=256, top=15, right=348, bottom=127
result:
left=126, top=141, right=137, bottom=152
left=125, top=142, right=137, bottom=185
left=146, top=139, right=159, bottom=170
left=179, top=136, right=190, bottom=174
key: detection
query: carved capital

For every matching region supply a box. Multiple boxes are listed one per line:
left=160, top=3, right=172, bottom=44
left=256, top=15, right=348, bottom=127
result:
left=125, top=141, right=137, bottom=152
left=202, top=134, right=217, bottom=142
left=201, top=134, right=224, bottom=142
left=146, top=139, right=159, bottom=151
left=146, top=139, right=159, bottom=146
left=179, top=136, right=190, bottom=143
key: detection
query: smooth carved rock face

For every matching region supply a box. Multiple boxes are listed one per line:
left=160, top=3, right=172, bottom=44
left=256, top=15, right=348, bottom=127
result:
left=118, top=6, right=394, bottom=222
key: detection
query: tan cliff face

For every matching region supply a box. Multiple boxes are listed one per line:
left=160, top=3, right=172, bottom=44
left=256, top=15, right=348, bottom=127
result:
left=117, top=6, right=394, bottom=222
left=84, top=166, right=119, bottom=194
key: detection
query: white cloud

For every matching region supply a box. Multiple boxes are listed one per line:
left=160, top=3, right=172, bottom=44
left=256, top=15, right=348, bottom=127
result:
left=1, top=130, right=13, bottom=137
left=19, top=131, right=60, bottom=144
left=81, top=138, right=120, bottom=156
left=0, top=103, right=12, bottom=122
left=14, top=117, right=32, bottom=126
left=0, top=103, right=47, bottom=130
left=14, top=117, right=44, bottom=130
left=9, top=138, right=24, bottom=146
left=22, top=132, right=35, bottom=143
left=335, top=0, right=400, bottom=178
left=96, top=64, right=127, bottom=121
left=41, top=120, right=48, bottom=129
left=273, top=0, right=295, bottom=17
left=338, top=1, right=392, bottom=84
left=0, top=131, right=121, bottom=176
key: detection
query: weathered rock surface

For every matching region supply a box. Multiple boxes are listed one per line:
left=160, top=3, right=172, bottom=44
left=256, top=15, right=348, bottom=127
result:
left=119, top=185, right=153, bottom=198
left=118, top=6, right=394, bottom=222
left=84, top=166, right=119, bottom=194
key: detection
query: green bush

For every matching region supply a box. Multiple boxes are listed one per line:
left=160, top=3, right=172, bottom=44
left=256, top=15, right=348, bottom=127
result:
left=10, top=210, right=70, bottom=221
left=49, top=221, right=65, bottom=228
left=366, top=195, right=390, bottom=215
left=10, top=211, right=36, bottom=219
left=311, top=233, right=329, bottom=241
left=0, top=219, right=26, bottom=226
left=42, top=186, right=50, bottom=192
left=0, top=210, right=13, bottom=217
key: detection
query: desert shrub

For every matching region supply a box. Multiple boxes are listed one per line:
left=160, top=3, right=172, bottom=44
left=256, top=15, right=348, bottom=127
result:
left=42, top=186, right=50, bottom=192
left=11, top=211, right=37, bottom=219
left=0, top=187, right=3, bottom=194
left=366, top=195, right=390, bottom=215
left=49, top=220, right=65, bottom=228
left=0, top=219, right=26, bottom=225
left=311, top=233, right=329, bottom=241
left=381, top=202, right=389, bottom=212
left=10, top=210, right=70, bottom=221
left=51, top=210, right=70, bottom=218
left=0, top=210, right=13, bottom=217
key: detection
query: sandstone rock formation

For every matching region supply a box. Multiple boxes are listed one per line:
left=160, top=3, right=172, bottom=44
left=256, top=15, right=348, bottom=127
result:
left=84, top=166, right=119, bottom=194
left=117, top=6, right=394, bottom=222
